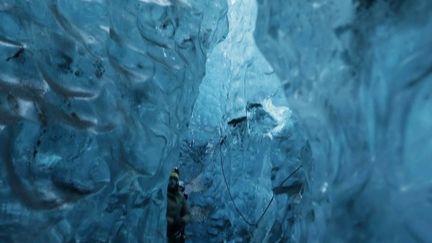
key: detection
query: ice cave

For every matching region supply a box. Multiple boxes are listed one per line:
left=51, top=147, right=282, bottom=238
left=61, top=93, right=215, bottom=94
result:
left=0, top=0, right=431, bottom=242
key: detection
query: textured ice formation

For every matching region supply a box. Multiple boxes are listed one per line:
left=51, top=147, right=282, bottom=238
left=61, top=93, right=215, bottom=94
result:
left=0, top=0, right=227, bottom=242
left=180, top=0, right=432, bottom=242
left=1, top=0, right=431, bottom=242
left=253, top=0, right=432, bottom=242
left=179, top=0, right=308, bottom=242
left=180, top=99, right=310, bottom=242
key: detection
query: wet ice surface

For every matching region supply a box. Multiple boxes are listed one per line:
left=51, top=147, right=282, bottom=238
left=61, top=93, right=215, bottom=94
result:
left=253, top=0, right=432, bottom=242
left=183, top=0, right=432, bottom=242
left=0, top=0, right=227, bottom=242
left=1, top=0, right=432, bottom=242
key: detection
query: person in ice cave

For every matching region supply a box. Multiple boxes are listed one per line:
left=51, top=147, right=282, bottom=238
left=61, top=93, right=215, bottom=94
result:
left=167, top=168, right=191, bottom=243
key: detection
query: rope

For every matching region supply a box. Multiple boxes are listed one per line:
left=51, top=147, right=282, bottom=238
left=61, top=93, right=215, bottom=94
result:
left=219, top=143, right=256, bottom=226
left=218, top=136, right=303, bottom=227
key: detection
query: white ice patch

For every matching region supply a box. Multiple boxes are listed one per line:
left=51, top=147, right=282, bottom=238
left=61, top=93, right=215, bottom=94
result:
left=36, top=154, right=62, bottom=170
left=80, top=0, right=104, bottom=3
left=262, top=98, right=292, bottom=139
left=0, top=74, right=19, bottom=84
left=17, top=99, right=36, bottom=120
left=138, top=0, right=171, bottom=6
left=312, top=2, right=325, bottom=9
left=321, top=182, right=328, bottom=193
left=99, top=25, right=110, bottom=33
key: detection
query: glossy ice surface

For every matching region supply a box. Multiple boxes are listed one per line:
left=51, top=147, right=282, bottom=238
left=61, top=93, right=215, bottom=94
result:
left=0, top=0, right=431, bottom=242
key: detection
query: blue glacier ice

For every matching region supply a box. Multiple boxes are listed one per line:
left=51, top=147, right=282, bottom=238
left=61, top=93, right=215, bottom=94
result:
left=0, top=0, right=431, bottom=242
left=0, top=0, right=228, bottom=242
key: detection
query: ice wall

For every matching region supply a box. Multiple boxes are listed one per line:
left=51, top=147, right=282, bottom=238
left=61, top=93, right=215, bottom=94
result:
left=180, top=0, right=432, bottom=242
left=254, top=0, right=432, bottom=242
left=180, top=0, right=311, bottom=242
left=1, top=0, right=431, bottom=242
left=0, top=0, right=227, bottom=242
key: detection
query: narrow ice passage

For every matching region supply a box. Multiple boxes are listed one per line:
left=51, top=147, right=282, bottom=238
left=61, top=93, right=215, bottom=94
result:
left=0, top=0, right=431, bottom=242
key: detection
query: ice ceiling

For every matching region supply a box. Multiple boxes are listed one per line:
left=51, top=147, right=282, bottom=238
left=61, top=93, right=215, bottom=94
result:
left=0, top=0, right=431, bottom=242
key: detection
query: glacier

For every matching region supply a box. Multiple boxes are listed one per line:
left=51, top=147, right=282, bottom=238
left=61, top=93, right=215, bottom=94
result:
left=0, top=0, right=431, bottom=242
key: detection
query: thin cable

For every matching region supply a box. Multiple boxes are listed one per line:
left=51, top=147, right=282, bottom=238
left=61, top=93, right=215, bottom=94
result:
left=278, top=165, right=303, bottom=186
left=219, top=136, right=256, bottom=227
left=218, top=136, right=303, bottom=227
